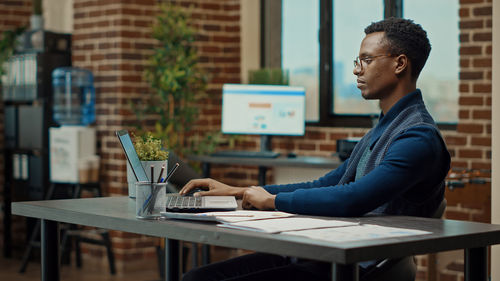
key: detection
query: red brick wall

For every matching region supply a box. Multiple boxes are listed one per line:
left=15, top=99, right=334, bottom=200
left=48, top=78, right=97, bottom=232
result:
left=0, top=0, right=32, bottom=254
left=0, top=0, right=493, bottom=277
left=71, top=0, right=242, bottom=272
left=415, top=0, right=493, bottom=280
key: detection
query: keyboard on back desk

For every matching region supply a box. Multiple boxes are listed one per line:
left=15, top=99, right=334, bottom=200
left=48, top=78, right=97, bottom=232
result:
left=210, top=150, right=280, bottom=158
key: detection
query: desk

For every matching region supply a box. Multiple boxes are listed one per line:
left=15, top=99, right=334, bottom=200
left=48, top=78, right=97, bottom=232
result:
left=12, top=196, right=500, bottom=281
left=188, top=155, right=342, bottom=186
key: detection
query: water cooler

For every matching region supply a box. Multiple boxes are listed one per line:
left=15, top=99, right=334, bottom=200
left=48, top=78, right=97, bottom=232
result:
left=49, top=67, right=99, bottom=184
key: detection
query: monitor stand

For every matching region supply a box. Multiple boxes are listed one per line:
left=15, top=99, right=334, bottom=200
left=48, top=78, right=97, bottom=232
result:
left=260, top=135, right=272, bottom=152
left=259, top=135, right=280, bottom=157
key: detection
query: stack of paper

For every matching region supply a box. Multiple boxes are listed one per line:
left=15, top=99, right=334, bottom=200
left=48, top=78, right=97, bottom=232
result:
left=218, top=217, right=358, bottom=234
left=282, top=224, right=432, bottom=242
left=161, top=210, right=432, bottom=241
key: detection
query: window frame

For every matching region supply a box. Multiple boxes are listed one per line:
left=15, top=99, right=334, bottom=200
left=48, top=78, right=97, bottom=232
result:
left=271, top=0, right=456, bottom=130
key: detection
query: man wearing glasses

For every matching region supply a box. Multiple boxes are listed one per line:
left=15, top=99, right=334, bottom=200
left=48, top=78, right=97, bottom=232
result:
left=181, top=17, right=450, bottom=281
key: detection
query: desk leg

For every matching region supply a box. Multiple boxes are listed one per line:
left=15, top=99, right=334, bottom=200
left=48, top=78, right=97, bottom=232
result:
left=332, top=263, right=358, bottom=281
left=200, top=163, right=212, bottom=266
left=258, top=167, right=267, bottom=186
left=165, top=238, right=180, bottom=281
left=41, top=219, right=60, bottom=281
left=202, top=163, right=211, bottom=178
left=465, top=247, right=487, bottom=281
left=202, top=244, right=211, bottom=265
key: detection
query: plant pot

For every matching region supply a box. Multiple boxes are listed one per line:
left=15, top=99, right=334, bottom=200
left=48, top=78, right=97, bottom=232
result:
left=127, top=160, right=168, bottom=198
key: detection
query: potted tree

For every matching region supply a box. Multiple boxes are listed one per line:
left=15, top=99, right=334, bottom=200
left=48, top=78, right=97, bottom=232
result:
left=131, top=3, right=214, bottom=156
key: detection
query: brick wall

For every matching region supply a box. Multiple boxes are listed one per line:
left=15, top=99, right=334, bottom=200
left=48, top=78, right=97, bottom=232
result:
left=72, top=0, right=158, bottom=271
left=0, top=0, right=493, bottom=277
left=0, top=0, right=32, bottom=254
left=414, top=0, right=493, bottom=280
left=71, top=0, right=242, bottom=273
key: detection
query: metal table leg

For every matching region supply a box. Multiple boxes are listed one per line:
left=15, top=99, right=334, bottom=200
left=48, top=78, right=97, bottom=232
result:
left=465, top=247, right=487, bottom=281
left=200, top=163, right=211, bottom=266
left=202, top=244, right=210, bottom=265
left=258, top=167, right=267, bottom=186
left=192, top=242, right=198, bottom=267
left=165, top=238, right=180, bottom=281
left=41, top=219, right=60, bottom=281
left=332, top=263, right=358, bottom=281
left=202, top=163, right=211, bottom=178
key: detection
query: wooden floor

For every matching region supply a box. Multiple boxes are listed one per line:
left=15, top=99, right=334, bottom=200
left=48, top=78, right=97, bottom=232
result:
left=0, top=244, right=246, bottom=281
left=0, top=255, right=160, bottom=281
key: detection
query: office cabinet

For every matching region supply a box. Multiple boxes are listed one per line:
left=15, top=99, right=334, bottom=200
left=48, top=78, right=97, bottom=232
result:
left=2, top=31, right=71, bottom=257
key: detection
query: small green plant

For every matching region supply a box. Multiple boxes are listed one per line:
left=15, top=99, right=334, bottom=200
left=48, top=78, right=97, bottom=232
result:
left=248, top=68, right=289, bottom=85
left=132, top=133, right=168, bottom=161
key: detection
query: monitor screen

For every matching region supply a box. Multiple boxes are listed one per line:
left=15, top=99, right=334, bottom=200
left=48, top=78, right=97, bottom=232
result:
left=222, top=84, right=306, bottom=136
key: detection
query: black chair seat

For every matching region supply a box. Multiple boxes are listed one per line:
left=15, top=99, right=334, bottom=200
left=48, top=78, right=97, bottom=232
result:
left=360, top=199, right=447, bottom=281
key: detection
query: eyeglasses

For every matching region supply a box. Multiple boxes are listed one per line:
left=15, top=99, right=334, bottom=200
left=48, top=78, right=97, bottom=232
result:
left=353, top=54, right=395, bottom=71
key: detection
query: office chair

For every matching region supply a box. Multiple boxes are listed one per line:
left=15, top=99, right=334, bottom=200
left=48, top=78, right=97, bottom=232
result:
left=19, top=183, right=116, bottom=275
left=360, top=199, right=447, bottom=281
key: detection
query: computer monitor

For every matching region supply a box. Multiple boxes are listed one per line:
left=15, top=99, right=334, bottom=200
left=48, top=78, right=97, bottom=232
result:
left=221, top=84, right=306, bottom=137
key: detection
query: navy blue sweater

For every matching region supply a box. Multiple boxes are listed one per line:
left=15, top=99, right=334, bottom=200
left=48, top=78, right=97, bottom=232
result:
left=264, top=90, right=450, bottom=217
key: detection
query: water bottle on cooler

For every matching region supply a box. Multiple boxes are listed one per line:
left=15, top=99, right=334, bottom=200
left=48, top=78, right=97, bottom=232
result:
left=52, top=67, right=95, bottom=126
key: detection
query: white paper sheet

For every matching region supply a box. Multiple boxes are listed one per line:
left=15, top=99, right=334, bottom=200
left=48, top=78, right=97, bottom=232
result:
left=218, top=217, right=358, bottom=234
left=282, top=224, right=431, bottom=242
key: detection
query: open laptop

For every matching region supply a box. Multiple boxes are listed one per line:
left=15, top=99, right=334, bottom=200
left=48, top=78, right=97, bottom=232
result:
left=116, top=130, right=237, bottom=212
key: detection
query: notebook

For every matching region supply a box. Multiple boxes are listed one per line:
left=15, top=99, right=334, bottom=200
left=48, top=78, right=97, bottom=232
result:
left=116, top=130, right=237, bottom=212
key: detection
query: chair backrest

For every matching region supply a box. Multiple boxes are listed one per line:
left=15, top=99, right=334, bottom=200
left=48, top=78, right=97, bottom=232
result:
left=432, top=198, right=447, bottom=219
left=361, top=199, right=447, bottom=281
left=166, top=150, right=201, bottom=191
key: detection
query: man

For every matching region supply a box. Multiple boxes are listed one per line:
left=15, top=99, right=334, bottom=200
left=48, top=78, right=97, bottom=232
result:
left=180, top=17, right=450, bottom=281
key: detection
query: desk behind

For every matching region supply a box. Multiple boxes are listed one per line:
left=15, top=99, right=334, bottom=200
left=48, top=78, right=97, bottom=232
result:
left=188, top=155, right=342, bottom=185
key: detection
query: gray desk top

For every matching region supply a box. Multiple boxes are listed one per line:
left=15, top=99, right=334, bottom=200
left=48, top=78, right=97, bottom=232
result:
left=12, top=197, right=500, bottom=264
left=188, top=155, right=342, bottom=169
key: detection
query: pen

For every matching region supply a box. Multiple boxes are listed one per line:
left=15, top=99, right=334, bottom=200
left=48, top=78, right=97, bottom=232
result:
left=157, top=165, right=165, bottom=183
left=150, top=165, right=154, bottom=185
left=163, top=163, right=180, bottom=183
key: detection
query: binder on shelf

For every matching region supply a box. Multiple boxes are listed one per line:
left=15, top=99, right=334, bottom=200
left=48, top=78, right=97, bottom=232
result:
left=12, top=154, right=20, bottom=180
left=21, top=154, right=28, bottom=180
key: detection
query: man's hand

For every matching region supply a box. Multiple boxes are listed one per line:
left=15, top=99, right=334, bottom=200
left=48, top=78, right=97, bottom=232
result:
left=242, top=186, right=276, bottom=210
left=179, top=178, right=245, bottom=198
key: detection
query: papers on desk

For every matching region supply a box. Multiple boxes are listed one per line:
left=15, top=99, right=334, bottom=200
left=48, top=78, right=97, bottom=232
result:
left=162, top=210, right=432, bottom=240
left=282, top=224, right=431, bottom=242
left=161, top=210, right=294, bottom=223
left=218, top=217, right=358, bottom=234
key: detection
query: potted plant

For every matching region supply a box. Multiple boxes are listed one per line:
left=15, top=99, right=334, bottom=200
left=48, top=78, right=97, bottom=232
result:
left=127, top=133, right=169, bottom=198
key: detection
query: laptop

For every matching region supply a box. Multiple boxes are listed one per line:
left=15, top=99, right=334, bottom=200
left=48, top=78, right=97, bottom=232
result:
left=116, top=130, right=237, bottom=212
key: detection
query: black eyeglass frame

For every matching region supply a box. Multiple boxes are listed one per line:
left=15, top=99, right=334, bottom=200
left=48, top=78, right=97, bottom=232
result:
left=353, top=54, right=397, bottom=71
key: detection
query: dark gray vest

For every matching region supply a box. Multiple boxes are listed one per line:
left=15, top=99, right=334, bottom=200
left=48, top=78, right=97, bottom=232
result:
left=338, top=101, right=445, bottom=217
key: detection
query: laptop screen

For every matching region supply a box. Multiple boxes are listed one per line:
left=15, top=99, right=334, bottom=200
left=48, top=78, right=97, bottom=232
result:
left=116, top=130, right=149, bottom=182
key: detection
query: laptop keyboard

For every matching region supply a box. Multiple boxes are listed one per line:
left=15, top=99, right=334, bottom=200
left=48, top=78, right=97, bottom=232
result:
left=166, top=195, right=202, bottom=209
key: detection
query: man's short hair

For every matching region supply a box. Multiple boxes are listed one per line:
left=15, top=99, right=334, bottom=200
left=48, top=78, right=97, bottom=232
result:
left=364, top=17, right=431, bottom=80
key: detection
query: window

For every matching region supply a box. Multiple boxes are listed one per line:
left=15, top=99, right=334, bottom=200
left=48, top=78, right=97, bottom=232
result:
left=403, top=0, right=459, bottom=124
left=277, top=0, right=459, bottom=126
left=282, top=0, right=320, bottom=121
left=332, top=0, right=382, bottom=115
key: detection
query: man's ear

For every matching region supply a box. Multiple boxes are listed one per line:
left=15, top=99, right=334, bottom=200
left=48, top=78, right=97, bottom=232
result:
left=394, top=54, right=409, bottom=76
